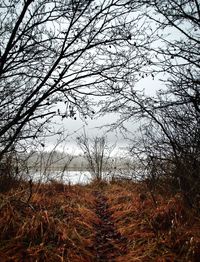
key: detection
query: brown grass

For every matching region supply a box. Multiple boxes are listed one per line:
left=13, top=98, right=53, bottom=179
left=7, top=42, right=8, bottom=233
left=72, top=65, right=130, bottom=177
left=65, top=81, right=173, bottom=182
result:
left=0, top=182, right=98, bottom=262
left=105, top=181, right=200, bottom=262
left=0, top=179, right=199, bottom=261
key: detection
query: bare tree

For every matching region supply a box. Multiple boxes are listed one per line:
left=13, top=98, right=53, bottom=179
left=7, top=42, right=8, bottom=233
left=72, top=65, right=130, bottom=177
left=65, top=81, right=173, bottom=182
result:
left=0, top=0, right=151, bottom=159
left=141, top=0, right=200, bottom=111
left=77, top=132, right=114, bottom=180
left=102, top=0, right=200, bottom=207
left=103, top=0, right=200, bottom=113
left=27, top=131, right=76, bottom=183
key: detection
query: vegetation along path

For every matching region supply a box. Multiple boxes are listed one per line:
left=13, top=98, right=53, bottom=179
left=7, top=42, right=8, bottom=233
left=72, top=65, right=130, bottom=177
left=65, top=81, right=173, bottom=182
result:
left=92, top=190, right=128, bottom=261
left=0, top=181, right=200, bottom=261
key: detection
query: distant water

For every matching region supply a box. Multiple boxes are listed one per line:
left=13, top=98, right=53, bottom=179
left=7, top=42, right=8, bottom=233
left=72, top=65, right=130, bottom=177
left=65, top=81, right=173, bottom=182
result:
left=29, top=170, right=93, bottom=184
left=27, top=169, right=142, bottom=184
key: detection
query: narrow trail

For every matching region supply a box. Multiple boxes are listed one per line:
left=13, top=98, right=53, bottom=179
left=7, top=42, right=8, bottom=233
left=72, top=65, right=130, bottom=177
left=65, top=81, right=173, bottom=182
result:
left=92, top=190, right=127, bottom=262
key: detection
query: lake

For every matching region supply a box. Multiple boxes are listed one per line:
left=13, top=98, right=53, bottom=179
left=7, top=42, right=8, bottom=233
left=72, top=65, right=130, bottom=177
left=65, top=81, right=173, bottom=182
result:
left=29, top=170, right=92, bottom=184
left=28, top=169, right=140, bottom=184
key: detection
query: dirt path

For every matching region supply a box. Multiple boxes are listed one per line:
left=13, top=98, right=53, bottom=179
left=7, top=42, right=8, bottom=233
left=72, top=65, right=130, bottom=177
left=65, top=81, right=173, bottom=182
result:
left=92, top=190, right=127, bottom=262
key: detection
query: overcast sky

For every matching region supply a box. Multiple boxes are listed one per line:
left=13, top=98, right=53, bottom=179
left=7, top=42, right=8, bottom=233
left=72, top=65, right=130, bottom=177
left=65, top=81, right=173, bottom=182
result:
left=44, top=76, right=163, bottom=154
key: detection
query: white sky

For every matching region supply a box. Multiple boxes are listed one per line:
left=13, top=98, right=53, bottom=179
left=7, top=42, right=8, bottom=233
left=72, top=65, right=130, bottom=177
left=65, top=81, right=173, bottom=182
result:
left=43, top=76, right=163, bottom=154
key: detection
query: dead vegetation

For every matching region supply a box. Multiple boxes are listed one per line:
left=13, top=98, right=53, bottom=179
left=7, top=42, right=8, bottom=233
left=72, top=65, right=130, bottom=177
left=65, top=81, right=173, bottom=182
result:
left=105, top=181, right=200, bottom=262
left=0, top=179, right=199, bottom=261
left=0, top=181, right=98, bottom=262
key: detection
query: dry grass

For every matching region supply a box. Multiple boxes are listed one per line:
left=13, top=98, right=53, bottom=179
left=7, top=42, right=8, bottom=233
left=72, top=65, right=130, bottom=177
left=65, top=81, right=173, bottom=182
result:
left=0, top=181, right=98, bottom=262
left=105, top=181, right=200, bottom=262
left=0, top=179, right=199, bottom=261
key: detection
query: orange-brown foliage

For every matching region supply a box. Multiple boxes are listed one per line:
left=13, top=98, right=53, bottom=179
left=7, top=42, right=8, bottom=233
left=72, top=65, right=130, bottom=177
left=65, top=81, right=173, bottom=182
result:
left=0, top=183, right=98, bottom=262
left=0, top=180, right=199, bottom=261
left=105, top=181, right=200, bottom=262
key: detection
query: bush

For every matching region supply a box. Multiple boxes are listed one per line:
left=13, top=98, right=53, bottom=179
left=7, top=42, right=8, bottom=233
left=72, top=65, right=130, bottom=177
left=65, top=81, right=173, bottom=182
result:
left=0, top=152, right=21, bottom=193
